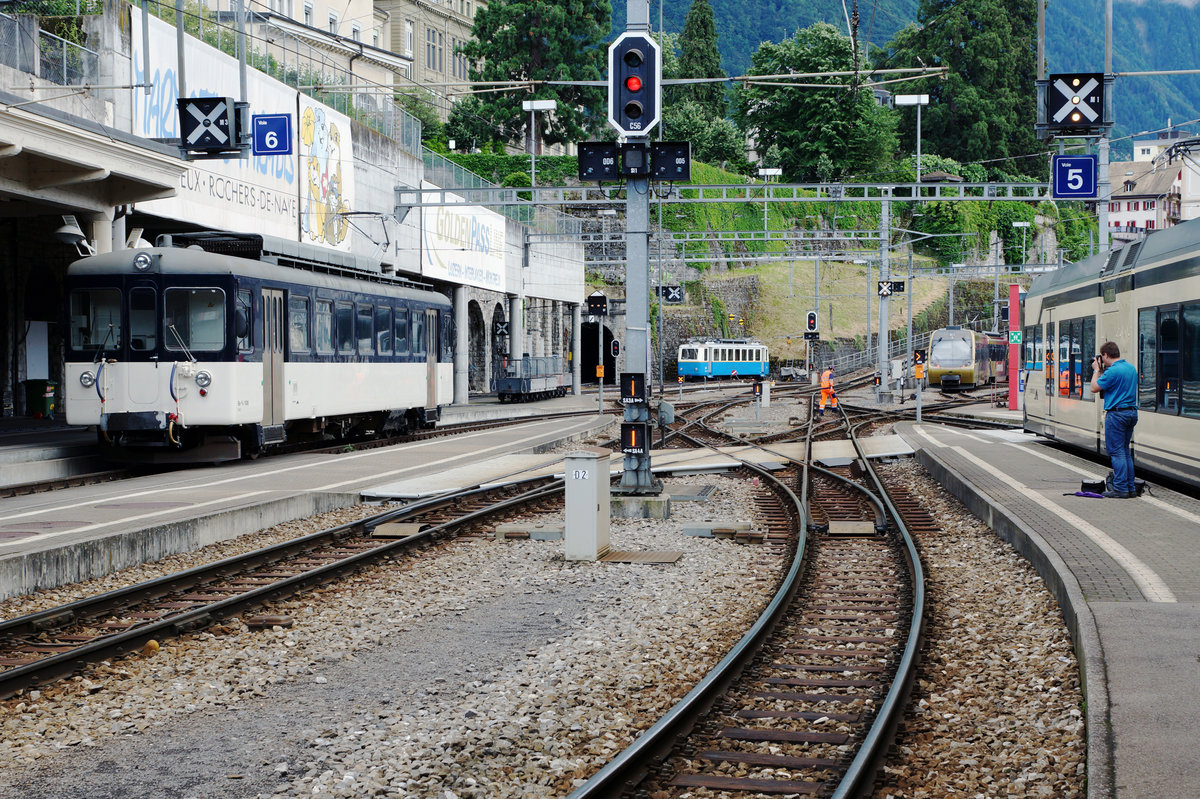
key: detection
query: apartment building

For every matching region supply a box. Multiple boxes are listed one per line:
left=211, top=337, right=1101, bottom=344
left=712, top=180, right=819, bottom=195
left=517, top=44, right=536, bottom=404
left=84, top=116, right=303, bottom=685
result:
left=376, top=0, right=482, bottom=121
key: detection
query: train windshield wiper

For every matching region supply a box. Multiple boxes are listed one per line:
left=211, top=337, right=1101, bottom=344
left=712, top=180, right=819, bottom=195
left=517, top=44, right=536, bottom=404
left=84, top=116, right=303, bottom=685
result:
left=167, top=325, right=197, bottom=363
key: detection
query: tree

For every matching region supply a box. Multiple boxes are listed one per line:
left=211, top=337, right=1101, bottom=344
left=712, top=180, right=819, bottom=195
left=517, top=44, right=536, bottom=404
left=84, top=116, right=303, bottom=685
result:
left=458, top=0, right=611, bottom=151
left=874, top=0, right=1042, bottom=177
left=733, top=23, right=897, bottom=181
left=396, top=88, right=445, bottom=142
left=673, top=0, right=726, bottom=118
left=663, top=100, right=744, bottom=169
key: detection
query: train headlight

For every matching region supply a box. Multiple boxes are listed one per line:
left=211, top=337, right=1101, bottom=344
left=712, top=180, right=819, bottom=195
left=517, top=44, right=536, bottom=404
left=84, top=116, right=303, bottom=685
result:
left=194, top=370, right=213, bottom=388
left=132, top=252, right=154, bottom=272
left=79, top=370, right=96, bottom=388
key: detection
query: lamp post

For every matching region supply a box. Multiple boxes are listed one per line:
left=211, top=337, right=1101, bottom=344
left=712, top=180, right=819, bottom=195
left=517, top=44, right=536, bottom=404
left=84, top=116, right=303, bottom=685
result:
left=894, top=94, right=929, bottom=183
left=1012, top=221, right=1031, bottom=270
left=522, top=99, right=556, bottom=192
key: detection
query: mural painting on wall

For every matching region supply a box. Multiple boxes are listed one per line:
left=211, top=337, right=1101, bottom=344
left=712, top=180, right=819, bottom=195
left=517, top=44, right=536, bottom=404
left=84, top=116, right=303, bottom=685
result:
left=300, top=101, right=352, bottom=247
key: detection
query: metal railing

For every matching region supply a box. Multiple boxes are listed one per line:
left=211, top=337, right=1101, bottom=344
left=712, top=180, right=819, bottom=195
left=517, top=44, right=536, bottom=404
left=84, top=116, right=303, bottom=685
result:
left=0, top=12, right=99, bottom=86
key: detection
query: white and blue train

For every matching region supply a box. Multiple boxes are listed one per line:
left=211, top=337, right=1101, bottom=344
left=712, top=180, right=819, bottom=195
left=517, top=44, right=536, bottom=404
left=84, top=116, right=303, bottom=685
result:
left=64, top=232, right=454, bottom=462
left=677, top=338, right=770, bottom=380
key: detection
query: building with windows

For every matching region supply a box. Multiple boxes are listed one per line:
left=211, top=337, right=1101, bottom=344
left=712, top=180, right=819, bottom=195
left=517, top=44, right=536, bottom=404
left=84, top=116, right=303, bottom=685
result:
left=1106, top=160, right=1181, bottom=244
left=376, top=0, right=483, bottom=122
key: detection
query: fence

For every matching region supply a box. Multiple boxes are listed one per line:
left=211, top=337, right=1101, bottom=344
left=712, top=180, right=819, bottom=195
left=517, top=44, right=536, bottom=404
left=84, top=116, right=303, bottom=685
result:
left=0, top=12, right=99, bottom=86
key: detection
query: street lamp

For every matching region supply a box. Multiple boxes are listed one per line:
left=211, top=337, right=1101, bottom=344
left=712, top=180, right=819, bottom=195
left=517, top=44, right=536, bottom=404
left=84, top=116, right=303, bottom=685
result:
left=894, top=94, right=929, bottom=183
left=758, top=167, right=782, bottom=234
left=1012, top=221, right=1031, bottom=270
left=522, top=99, right=556, bottom=190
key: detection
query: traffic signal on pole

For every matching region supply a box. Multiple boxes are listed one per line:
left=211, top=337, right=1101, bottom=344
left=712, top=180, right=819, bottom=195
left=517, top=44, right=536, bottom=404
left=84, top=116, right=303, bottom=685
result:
left=913, top=349, right=927, bottom=365
left=611, top=339, right=621, bottom=358
left=806, top=311, right=818, bottom=333
left=608, top=32, right=661, bottom=138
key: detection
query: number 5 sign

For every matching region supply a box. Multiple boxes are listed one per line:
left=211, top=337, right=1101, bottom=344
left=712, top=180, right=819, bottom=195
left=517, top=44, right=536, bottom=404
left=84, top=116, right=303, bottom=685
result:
left=1052, top=154, right=1097, bottom=199
left=252, top=114, right=292, bottom=156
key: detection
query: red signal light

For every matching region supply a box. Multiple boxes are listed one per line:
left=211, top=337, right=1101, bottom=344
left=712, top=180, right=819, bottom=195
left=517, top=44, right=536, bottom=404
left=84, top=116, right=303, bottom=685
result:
left=625, top=75, right=642, bottom=92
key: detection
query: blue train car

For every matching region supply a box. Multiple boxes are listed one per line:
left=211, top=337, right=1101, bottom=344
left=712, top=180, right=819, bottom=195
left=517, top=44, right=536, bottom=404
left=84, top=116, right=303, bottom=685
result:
left=677, top=338, right=769, bottom=379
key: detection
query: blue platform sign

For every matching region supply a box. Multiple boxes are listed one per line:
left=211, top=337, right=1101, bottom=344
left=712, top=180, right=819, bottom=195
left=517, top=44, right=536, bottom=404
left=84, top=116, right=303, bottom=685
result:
left=1053, top=154, right=1098, bottom=199
left=252, top=113, right=292, bottom=156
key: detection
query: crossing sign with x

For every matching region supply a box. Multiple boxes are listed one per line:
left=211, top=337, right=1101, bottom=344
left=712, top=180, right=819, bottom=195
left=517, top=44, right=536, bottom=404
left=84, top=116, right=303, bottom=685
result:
left=1047, top=73, right=1104, bottom=130
left=179, top=97, right=235, bottom=148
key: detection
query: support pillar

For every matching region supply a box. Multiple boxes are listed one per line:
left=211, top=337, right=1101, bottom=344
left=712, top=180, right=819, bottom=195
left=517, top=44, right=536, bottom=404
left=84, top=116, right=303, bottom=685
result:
left=571, top=302, right=582, bottom=395
left=453, top=285, right=468, bottom=405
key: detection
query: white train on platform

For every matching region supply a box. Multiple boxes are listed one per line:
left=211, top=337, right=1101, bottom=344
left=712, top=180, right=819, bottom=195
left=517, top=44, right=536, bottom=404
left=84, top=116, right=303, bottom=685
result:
left=64, top=232, right=453, bottom=462
left=1022, top=217, right=1200, bottom=488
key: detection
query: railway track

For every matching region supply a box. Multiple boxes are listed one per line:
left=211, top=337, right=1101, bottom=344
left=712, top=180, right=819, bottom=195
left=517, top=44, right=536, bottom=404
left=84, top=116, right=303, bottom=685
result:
left=0, top=474, right=565, bottom=699
left=571, top=398, right=926, bottom=797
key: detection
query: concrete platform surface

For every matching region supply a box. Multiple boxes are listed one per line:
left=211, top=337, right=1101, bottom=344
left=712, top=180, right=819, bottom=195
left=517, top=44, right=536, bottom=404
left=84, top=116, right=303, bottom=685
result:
left=898, top=420, right=1200, bottom=799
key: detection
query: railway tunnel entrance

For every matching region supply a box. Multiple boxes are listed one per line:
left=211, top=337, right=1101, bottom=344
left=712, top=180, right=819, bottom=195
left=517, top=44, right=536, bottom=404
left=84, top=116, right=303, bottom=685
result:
left=581, top=321, right=616, bottom=385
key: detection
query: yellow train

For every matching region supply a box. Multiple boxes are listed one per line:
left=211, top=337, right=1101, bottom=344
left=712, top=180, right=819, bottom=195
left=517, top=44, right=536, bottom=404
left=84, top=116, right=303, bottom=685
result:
left=926, top=326, right=1008, bottom=390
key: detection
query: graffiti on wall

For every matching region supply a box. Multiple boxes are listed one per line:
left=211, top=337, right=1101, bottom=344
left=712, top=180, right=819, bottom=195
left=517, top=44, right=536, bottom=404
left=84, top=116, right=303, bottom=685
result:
left=300, top=104, right=350, bottom=246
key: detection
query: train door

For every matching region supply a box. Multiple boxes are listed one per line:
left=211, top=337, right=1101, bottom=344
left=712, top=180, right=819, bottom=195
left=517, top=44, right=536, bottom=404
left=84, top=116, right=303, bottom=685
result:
left=262, top=288, right=286, bottom=431
left=425, top=307, right=439, bottom=413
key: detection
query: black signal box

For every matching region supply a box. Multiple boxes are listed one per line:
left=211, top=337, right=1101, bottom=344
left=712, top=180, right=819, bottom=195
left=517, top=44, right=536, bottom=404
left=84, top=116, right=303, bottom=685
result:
left=587, top=292, right=608, bottom=316
left=621, top=422, right=650, bottom=455
left=578, top=142, right=620, bottom=181
left=752, top=381, right=763, bottom=398
left=914, top=348, right=927, bottom=365
left=803, top=331, right=819, bottom=341
left=621, top=142, right=651, bottom=176
left=651, top=141, right=691, bottom=181
left=620, top=372, right=647, bottom=405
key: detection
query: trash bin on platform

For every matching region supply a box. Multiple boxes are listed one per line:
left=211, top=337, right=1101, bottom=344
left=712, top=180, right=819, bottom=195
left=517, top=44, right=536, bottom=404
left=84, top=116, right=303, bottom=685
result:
left=23, top=379, right=56, bottom=418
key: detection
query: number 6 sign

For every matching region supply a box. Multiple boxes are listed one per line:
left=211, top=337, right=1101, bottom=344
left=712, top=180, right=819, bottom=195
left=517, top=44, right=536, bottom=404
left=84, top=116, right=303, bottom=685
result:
left=252, top=114, right=293, bottom=156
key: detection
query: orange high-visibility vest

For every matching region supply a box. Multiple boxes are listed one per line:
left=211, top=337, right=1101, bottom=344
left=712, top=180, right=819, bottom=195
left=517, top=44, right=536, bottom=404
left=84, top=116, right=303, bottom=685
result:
left=821, top=370, right=832, bottom=389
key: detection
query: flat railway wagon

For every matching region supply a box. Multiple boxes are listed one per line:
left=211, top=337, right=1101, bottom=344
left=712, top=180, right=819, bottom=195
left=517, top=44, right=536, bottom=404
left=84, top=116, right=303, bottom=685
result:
left=677, top=338, right=769, bottom=380
left=64, top=232, right=453, bottom=462
left=927, top=326, right=1008, bottom=389
left=495, top=356, right=569, bottom=402
left=1022, top=218, right=1200, bottom=488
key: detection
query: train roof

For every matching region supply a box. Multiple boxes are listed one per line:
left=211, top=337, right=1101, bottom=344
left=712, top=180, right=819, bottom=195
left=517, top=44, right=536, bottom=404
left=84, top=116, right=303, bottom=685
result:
left=1027, top=216, right=1200, bottom=297
left=680, top=338, right=766, bottom=345
left=68, top=234, right=450, bottom=306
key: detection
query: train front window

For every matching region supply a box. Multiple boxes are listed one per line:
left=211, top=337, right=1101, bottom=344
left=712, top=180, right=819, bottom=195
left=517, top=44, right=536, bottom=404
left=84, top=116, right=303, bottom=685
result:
left=70, top=289, right=121, bottom=350
left=164, top=288, right=225, bottom=351
left=931, top=335, right=971, bottom=365
left=681, top=348, right=698, bottom=360
left=129, top=288, right=156, bottom=351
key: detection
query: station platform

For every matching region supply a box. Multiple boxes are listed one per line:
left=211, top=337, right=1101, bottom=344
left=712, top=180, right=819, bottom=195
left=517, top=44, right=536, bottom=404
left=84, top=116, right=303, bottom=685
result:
left=896, top=420, right=1200, bottom=799
left=0, top=412, right=612, bottom=601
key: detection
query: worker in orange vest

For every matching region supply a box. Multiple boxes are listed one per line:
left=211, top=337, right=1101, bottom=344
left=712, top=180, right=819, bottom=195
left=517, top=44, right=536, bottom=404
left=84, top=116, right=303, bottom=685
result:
left=819, top=366, right=838, bottom=415
left=1059, top=368, right=1070, bottom=396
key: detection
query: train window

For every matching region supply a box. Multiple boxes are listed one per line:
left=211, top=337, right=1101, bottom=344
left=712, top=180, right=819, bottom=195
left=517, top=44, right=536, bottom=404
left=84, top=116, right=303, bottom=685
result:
left=356, top=304, right=374, bottom=354
left=411, top=310, right=426, bottom=356
left=288, top=296, right=310, bottom=352
left=394, top=307, right=409, bottom=354
left=1057, top=326, right=1071, bottom=397
left=1138, top=308, right=1156, bottom=411
left=164, top=288, right=225, bottom=351
left=129, top=288, right=156, bottom=351
left=335, top=301, right=354, bottom=353
left=1182, top=304, right=1200, bottom=420
left=69, top=289, right=121, bottom=350
left=236, top=290, right=253, bottom=352
left=932, top=334, right=971, bottom=365
left=1159, top=312, right=1181, bottom=413
left=681, top=347, right=698, bottom=360
left=1081, top=318, right=1096, bottom=400
left=375, top=306, right=392, bottom=355
left=441, top=311, right=452, bottom=360
left=315, top=300, right=333, bottom=354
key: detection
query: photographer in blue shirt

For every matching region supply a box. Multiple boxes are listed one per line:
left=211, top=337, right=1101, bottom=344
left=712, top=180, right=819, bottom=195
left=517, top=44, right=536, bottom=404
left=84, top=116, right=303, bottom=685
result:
left=1089, top=341, right=1139, bottom=498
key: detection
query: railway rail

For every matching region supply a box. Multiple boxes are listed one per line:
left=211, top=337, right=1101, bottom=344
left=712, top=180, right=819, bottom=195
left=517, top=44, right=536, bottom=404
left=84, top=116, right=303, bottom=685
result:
left=570, top=397, right=927, bottom=797
left=0, top=474, right=566, bottom=699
